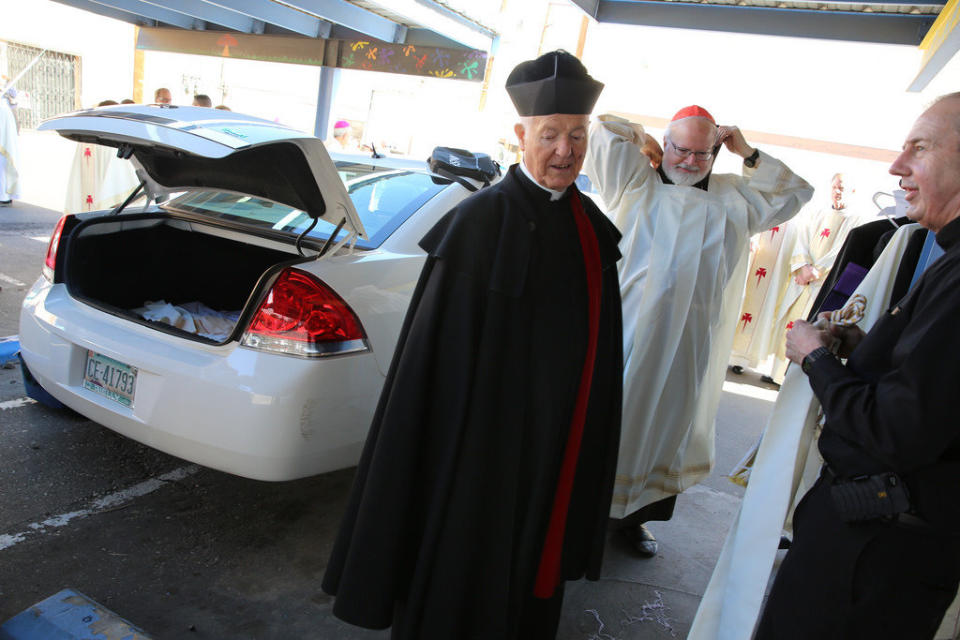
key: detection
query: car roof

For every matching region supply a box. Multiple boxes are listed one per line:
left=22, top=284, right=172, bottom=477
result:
left=327, top=151, right=433, bottom=171
left=39, top=105, right=366, bottom=240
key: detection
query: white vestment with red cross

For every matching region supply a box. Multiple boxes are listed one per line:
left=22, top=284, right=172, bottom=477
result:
left=729, top=220, right=799, bottom=370
left=64, top=142, right=140, bottom=214
left=763, top=203, right=874, bottom=382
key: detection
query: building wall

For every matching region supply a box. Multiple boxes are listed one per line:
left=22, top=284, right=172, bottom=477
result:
left=0, top=0, right=137, bottom=210
left=0, top=0, right=136, bottom=108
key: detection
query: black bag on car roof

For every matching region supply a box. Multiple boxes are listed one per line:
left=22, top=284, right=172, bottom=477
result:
left=428, top=147, right=500, bottom=191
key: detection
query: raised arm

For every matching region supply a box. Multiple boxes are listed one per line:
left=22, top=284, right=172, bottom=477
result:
left=583, top=115, right=657, bottom=224
left=733, top=148, right=814, bottom=236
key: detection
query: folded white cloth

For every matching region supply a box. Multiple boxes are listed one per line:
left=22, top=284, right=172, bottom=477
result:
left=133, top=300, right=240, bottom=341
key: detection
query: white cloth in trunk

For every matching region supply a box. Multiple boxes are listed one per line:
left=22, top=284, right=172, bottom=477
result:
left=585, top=118, right=813, bottom=518
left=0, top=98, right=20, bottom=201
left=688, top=223, right=924, bottom=640
left=134, top=300, right=241, bottom=341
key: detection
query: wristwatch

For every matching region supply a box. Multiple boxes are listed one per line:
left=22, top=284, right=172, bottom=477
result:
left=743, top=148, right=760, bottom=168
left=801, top=346, right=833, bottom=374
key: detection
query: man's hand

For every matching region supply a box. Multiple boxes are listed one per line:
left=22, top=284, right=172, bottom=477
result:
left=716, top=125, right=754, bottom=159
left=785, top=320, right=830, bottom=365
left=816, top=312, right=867, bottom=359
left=794, top=264, right=820, bottom=285
left=640, top=133, right=662, bottom=169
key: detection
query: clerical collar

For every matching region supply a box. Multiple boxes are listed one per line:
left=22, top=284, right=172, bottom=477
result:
left=832, top=205, right=854, bottom=216
left=936, top=215, right=960, bottom=251
left=519, top=160, right=567, bottom=201
left=657, top=165, right=710, bottom=191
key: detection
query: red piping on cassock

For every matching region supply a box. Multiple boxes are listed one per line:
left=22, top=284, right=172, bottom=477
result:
left=533, top=191, right=602, bottom=599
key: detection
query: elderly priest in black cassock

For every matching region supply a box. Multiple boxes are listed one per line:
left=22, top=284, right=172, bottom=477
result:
left=321, top=50, right=623, bottom=640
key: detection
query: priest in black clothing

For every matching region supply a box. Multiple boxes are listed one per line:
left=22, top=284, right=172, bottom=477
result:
left=321, top=50, right=624, bottom=640
left=756, top=92, right=960, bottom=638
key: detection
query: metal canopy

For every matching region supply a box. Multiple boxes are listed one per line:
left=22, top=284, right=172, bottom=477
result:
left=569, top=0, right=940, bottom=45
left=45, top=0, right=497, bottom=140
left=908, top=0, right=960, bottom=90
left=49, top=0, right=496, bottom=51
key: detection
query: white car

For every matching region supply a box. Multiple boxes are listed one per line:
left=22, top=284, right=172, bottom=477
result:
left=19, top=105, right=499, bottom=481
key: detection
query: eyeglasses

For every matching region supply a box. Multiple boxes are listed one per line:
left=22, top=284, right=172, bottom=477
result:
left=666, top=139, right=715, bottom=162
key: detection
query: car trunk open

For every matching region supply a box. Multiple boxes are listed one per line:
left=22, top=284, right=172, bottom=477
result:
left=38, top=105, right=365, bottom=240
left=62, top=214, right=299, bottom=342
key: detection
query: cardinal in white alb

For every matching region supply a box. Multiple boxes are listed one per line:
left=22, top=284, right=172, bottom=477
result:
left=585, top=106, right=813, bottom=556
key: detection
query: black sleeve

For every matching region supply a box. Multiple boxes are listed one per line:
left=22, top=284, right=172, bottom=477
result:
left=807, top=298, right=960, bottom=473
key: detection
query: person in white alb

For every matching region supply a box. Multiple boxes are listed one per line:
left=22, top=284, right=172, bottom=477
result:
left=584, top=105, right=813, bottom=556
left=325, top=120, right=358, bottom=153
left=64, top=141, right=142, bottom=214
left=0, top=81, right=20, bottom=206
left=63, top=101, right=142, bottom=215
left=728, top=220, right=798, bottom=379
left=765, top=172, right=873, bottom=382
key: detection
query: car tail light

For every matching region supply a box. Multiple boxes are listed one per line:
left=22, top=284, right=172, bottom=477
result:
left=42, top=216, right=68, bottom=282
left=241, top=267, right=369, bottom=357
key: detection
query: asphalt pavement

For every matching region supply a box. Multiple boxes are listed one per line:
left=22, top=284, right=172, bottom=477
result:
left=0, top=194, right=780, bottom=639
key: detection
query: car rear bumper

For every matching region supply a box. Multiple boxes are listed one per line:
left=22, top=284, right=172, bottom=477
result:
left=19, top=278, right=380, bottom=481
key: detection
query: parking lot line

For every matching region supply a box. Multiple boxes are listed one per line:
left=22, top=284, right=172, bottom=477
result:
left=0, top=465, right=201, bottom=552
left=30, top=236, right=50, bottom=243
left=0, top=273, right=26, bottom=287
left=0, top=397, right=37, bottom=411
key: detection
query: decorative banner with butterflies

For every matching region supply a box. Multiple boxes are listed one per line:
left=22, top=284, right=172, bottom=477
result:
left=337, top=40, right=487, bottom=82
left=136, top=28, right=488, bottom=83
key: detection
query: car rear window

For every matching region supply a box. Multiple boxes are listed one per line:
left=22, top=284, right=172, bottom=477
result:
left=164, top=161, right=450, bottom=249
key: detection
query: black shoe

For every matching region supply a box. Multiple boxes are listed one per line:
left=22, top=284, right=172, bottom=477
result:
left=761, top=375, right=780, bottom=388
left=731, top=365, right=744, bottom=374
left=631, top=523, right=658, bottom=557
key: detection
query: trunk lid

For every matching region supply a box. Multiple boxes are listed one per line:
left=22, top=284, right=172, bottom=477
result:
left=38, top=104, right=366, bottom=241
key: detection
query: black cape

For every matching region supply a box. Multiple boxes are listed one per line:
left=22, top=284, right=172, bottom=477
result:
left=322, top=165, right=623, bottom=639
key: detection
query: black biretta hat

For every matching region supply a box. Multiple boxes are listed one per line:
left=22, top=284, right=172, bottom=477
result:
left=505, top=50, right=603, bottom=117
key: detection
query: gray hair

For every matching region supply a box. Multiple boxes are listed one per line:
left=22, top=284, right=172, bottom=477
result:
left=664, top=117, right=718, bottom=142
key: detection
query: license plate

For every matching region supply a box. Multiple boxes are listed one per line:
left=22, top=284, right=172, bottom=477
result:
left=82, top=350, right=137, bottom=408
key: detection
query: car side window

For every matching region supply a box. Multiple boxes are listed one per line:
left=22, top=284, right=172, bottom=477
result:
left=341, top=170, right=447, bottom=245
